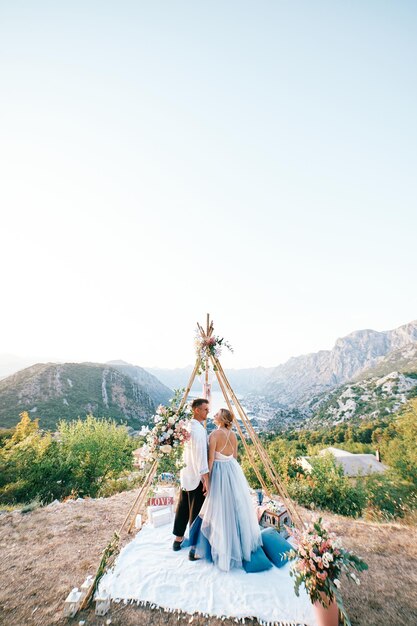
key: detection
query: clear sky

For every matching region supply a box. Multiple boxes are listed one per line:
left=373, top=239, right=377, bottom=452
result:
left=1, top=1, right=416, bottom=369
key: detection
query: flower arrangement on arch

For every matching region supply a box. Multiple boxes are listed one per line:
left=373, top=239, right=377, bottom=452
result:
left=139, top=391, right=192, bottom=465
left=195, top=330, right=233, bottom=371
left=287, top=517, right=368, bottom=625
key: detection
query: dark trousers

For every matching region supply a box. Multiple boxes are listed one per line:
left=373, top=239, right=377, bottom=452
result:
left=172, top=481, right=205, bottom=538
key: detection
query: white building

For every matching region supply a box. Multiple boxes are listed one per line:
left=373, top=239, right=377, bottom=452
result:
left=299, top=446, right=387, bottom=477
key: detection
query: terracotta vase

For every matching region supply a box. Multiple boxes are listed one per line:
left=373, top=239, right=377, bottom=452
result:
left=312, top=594, right=339, bottom=626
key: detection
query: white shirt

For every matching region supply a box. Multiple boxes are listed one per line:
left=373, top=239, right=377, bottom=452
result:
left=179, top=419, right=209, bottom=491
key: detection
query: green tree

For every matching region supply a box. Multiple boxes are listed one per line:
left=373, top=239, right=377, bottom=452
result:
left=381, top=399, right=417, bottom=487
left=288, top=453, right=367, bottom=517
left=0, top=413, right=136, bottom=504
left=58, top=415, right=135, bottom=497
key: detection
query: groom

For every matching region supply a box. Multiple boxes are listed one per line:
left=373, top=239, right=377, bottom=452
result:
left=172, top=398, right=209, bottom=552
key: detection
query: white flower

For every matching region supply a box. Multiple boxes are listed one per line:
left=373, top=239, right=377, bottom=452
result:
left=139, top=445, right=150, bottom=458
left=168, top=416, right=175, bottom=425
left=350, top=572, right=360, bottom=585
left=139, top=426, right=149, bottom=436
left=160, top=444, right=172, bottom=454
left=167, top=428, right=173, bottom=435
left=334, top=579, right=341, bottom=589
left=323, top=551, right=333, bottom=563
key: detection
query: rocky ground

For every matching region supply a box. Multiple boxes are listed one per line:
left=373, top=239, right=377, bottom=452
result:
left=1, top=490, right=416, bottom=626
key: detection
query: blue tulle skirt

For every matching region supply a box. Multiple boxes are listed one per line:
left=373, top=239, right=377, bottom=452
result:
left=190, top=456, right=262, bottom=572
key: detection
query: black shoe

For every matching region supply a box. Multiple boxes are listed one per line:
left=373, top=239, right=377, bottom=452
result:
left=189, top=549, right=200, bottom=561
left=172, top=540, right=183, bottom=552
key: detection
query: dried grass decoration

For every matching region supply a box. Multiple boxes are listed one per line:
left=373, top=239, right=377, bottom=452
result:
left=80, top=531, right=120, bottom=609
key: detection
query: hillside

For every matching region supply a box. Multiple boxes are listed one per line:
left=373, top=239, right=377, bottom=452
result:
left=0, top=354, right=36, bottom=379
left=0, top=491, right=415, bottom=626
left=147, top=365, right=276, bottom=395
left=107, top=360, right=173, bottom=406
left=148, top=321, right=417, bottom=410
left=353, top=343, right=417, bottom=380
left=263, top=320, right=417, bottom=406
left=306, top=371, right=417, bottom=426
left=0, top=362, right=156, bottom=430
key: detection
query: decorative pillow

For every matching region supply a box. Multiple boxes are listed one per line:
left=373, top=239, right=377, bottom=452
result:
left=243, top=545, right=273, bottom=573
left=261, top=527, right=292, bottom=568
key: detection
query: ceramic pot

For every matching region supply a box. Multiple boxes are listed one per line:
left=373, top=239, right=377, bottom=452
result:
left=312, top=594, right=339, bottom=626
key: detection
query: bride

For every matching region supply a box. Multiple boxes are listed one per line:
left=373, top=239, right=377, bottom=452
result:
left=189, top=408, right=262, bottom=571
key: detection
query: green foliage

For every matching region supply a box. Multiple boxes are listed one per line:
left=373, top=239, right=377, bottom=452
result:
left=0, top=363, right=154, bottom=430
left=241, top=403, right=417, bottom=520
left=0, top=427, right=15, bottom=446
left=0, top=412, right=135, bottom=504
left=364, top=471, right=417, bottom=519
left=239, top=445, right=268, bottom=489
left=97, top=471, right=145, bottom=498
left=156, top=452, right=182, bottom=476
left=267, top=437, right=306, bottom=480
left=379, top=399, right=417, bottom=487
left=287, top=453, right=367, bottom=517
left=58, top=415, right=136, bottom=497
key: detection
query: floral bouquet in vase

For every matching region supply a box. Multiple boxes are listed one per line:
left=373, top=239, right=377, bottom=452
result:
left=287, top=517, right=368, bottom=626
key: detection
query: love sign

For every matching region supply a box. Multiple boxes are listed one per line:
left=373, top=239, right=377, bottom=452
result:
left=147, top=496, right=174, bottom=507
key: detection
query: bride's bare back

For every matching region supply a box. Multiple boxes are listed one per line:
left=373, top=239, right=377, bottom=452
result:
left=208, top=428, right=237, bottom=469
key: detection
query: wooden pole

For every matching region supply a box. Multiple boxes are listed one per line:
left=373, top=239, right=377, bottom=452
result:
left=197, top=322, right=296, bottom=519
left=178, top=355, right=202, bottom=412
left=116, top=459, right=157, bottom=535
left=205, top=313, right=210, bottom=390
left=77, top=357, right=202, bottom=613
left=124, top=357, right=201, bottom=534
left=211, top=358, right=271, bottom=497
left=126, top=461, right=159, bottom=534
left=214, top=357, right=300, bottom=516
left=212, top=354, right=304, bottom=529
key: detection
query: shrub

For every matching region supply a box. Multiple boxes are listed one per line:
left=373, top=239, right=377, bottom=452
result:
left=364, top=472, right=417, bottom=520
left=379, top=400, right=417, bottom=488
left=287, top=453, right=367, bottom=517
left=58, top=415, right=136, bottom=497
left=0, top=412, right=136, bottom=504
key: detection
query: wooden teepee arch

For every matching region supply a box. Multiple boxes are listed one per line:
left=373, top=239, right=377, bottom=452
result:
left=117, top=314, right=303, bottom=537
left=197, top=315, right=304, bottom=530
left=78, top=314, right=303, bottom=611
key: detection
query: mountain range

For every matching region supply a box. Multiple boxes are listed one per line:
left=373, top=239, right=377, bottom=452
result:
left=0, top=362, right=172, bottom=430
left=1, top=319, right=417, bottom=431
left=148, top=321, right=417, bottom=406
left=306, top=370, right=417, bottom=426
left=262, top=320, right=417, bottom=406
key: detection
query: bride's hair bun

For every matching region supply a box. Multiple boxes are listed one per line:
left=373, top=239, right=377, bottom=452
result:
left=218, top=408, right=233, bottom=428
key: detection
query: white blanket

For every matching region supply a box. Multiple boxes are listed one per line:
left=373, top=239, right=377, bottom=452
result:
left=98, top=523, right=318, bottom=625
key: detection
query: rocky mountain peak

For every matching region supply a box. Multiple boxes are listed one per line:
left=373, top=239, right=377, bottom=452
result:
left=264, top=320, right=417, bottom=406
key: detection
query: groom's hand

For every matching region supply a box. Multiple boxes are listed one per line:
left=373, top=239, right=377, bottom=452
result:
left=202, top=475, right=209, bottom=495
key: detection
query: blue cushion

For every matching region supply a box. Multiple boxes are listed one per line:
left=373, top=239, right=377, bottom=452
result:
left=243, top=545, right=273, bottom=573
left=261, top=527, right=292, bottom=568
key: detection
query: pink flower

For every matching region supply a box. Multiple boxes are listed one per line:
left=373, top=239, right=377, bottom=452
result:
left=317, top=571, right=328, bottom=581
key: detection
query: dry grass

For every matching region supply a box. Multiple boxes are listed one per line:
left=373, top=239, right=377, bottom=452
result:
left=1, top=492, right=416, bottom=626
